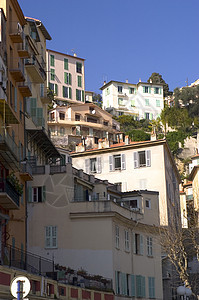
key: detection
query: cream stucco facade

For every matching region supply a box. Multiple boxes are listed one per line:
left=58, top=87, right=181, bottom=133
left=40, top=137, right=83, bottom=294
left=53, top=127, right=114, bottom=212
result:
left=71, top=139, right=181, bottom=226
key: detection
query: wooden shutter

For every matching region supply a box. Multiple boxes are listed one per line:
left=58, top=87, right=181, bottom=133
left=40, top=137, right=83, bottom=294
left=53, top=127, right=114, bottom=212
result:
left=69, top=73, right=72, bottom=85
left=146, top=150, right=151, bottom=167
left=134, top=152, right=139, bottom=168
left=159, top=88, right=162, bottom=94
left=143, top=87, right=145, bottom=93
left=136, top=275, right=142, bottom=298
left=140, top=235, right=144, bottom=255
left=150, top=113, right=153, bottom=120
left=52, top=226, right=57, bottom=247
left=130, top=275, right=135, bottom=296
left=132, top=233, right=136, bottom=254
left=27, top=186, right=32, bottom=202
left=50, top=55, right=54, bottom=67
left=64, top=58, right=68, bottom=70
left=97, top=157, right=102, bottom=173
left=42, top=186, right=46, bottom=202
left=149, top=87, right=151, bottom=93
left=64, top=72, right=67, bottom=84
left=76, top=89, right=78, bottom=100
left=14, top=87, right=17, bottom=112
left=121, top=154, right=126, bottom=170
left=85, top=159, right=90, bottom=174
left=69, top=87, right=72, bottom=99
left=115, top=271, right=119, bottom=294
left=55, top=84, right=58, bottom=95
left=82, top=90, right=84, bottom=102
left=149, top=277, right=155, bottom=298
left=45, top=226, right=51, bottom=247
left=109, top=156, right=113, bottom=171
left=141, top=276, right=146, bottom=297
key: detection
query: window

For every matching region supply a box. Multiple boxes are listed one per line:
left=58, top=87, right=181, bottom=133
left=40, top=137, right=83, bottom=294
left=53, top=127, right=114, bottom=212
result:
left=143, top=86, right=151, bottom=93
left=60, top=127, right=65, bottom=136
left=31, top=186, right=46, bottom=203
left=105, top=87, right=110, bottom=96
left=118, top=112, right=124, bottom=116
left=64, top=72, right=71, bottom=85
left=78, top=75, right=82, bottom=87
left=76, top=62, right=82, bottom=73
left=129, top=87, right=135, bottom=94
left=64, top=58, right=68, bottom=70
left=146, top=199, right=151, bottom=209
left=50, top=55, right=54, bottom=67
left=147, top=237, right=153, bottom=256
left=118, top=98, right=123, bottom=105
left=63, top=86, right=68, bottom=98
left=148, top=277, right=155, bottom=298
left=59, top=112, right=65, bottom=120
left=76, top=89, right=82, bottom=101
left=130, top=199, right=139, bottom=209
left=134, top=150, right=151, bottom=168
left=103, top=121, right=108, bottom=126
left=45, top=226, right=57, bottom=248
left=75, top=114, right=80, bottom=121
left=85, top=157, right=101, bottom=174
left=154, top=87, right=160, bottom=94
left=136, top=275, right=145, bottom=298
left=50, top=69, right=55, bottom=81
left=125, top=230, right=129, bottom=251
left=115, top=225, right=119, bottom=248
left=109, top=154, right=126, bottom=171
left=131, top=100, right=135, bottom=107
left=156, top=99, right=160, bottom=107
left=132, top=233, right=143, bottom=255
left=118, top=86, right=123, bottom=93
left=49, top=83, right=58, bottom=95
left=145, top=99, right=149, bottom=106
left=115, top=271, right=121, bottom=294
left=145, top=112, right=150, bottom=120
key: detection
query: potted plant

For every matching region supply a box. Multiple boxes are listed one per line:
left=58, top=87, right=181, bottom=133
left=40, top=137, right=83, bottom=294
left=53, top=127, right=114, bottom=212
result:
left=7, top=173, right=24, bottom=196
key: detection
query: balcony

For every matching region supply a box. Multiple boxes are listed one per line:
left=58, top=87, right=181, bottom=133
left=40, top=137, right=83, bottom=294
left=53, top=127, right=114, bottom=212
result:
left=18, top=78, right=32, bottom=97
left=32, top=165, right=45, bottom=175
left=40, top=85, right=51, bottom=104
left=25, top=55, right=46, bottom=83
left=9, top=59, right=25, bottom=82
left=17, top=36, right=31, bottom=58
left=50, top=165, right=66, bottom=175
left=0, top=130, right=20, bottom=170
left=20, top=161, right=33, bottom=181
left=9, top=22, right=23, bottom=43
left=0, top=179, right=20, bottom=209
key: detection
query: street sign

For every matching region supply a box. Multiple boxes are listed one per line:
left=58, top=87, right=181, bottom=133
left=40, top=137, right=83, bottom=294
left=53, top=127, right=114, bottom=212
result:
left=10, top=276, right=31, bottom=300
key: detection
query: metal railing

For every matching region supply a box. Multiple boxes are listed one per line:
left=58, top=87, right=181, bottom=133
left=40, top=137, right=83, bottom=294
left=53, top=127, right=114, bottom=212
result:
left=9, top=58, right=24, bottom=75
left=32, top=165, right=45, bottom=175
left=50, top=165, right=66, bottom=174
left=0, top=131, right=20, bottom=161
left=0, top=179, right=20, bottom=207
left=20, top=161, right=33, bottom=177
left=1, top=243, right=54, bottom=278
left=25, top=55, right=46, bottom=81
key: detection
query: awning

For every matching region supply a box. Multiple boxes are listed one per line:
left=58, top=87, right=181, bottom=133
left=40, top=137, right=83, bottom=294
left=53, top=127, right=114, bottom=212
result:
left=0, top=99, right=19, bottom=124
left=27, top=128, right=61, bottom=159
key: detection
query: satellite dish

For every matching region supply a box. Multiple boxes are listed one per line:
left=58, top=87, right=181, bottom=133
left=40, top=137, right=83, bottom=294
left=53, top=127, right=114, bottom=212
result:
left=92, top=110, right=95, bottom=114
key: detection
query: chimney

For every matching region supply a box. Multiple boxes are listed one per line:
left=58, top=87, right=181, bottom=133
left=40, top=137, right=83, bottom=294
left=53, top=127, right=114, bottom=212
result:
left=139, top=78, right=141, bottom=82
left=125, top=135, right=129, bottom=145
left=151, top=132, right=157, bottom=141
left=150, top=79, right=152, bottom=83
left=76, top=143, right=86, bottom=152
left=73, top=53, right=77, bottom=57
left=126, top=79, right=128, bottom=83
left=98, top=138, right=110, bottom=149
left=103, top=81, right=106, bottom=85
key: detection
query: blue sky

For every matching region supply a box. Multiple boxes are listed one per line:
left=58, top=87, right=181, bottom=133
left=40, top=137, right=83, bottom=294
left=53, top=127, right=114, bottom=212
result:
left=18, top=0, right=199, bottom=94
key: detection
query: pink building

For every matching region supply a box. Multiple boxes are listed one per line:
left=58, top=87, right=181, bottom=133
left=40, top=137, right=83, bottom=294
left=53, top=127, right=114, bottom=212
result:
left=46, top=49, right=85, bottom=105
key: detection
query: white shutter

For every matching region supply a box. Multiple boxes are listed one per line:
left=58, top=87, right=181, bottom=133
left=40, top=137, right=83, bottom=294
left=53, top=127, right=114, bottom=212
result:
left=109, top=155, right=113, bottom=171
left=45, top=227, right=51, bottom=247
left=146, top=150, right=151, bottom=167
left=140, top=235, right=144, bottom=255
left=52, top=226, right=57, bottom=247
left=97, top=157, right=102, bottom=173
left=85, top=159, right=90, bottom=174
left=134, top=152, right=138, bottom=168
left=121, top=154, right=126, bottom=170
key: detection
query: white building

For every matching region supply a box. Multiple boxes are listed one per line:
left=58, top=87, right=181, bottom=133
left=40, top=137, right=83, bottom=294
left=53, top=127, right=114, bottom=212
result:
left=71, top=138, right=181, bottom=226
left=101, top=80, right=164, bottom=119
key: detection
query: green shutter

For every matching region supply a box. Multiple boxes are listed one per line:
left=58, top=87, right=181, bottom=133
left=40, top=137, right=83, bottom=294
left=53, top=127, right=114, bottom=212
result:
left=69, top=87, right=72, bottom=99
left=42, top=186, right=46, bottom=202
left=142, top=276, right=146, bottom=297
left=14, top=88, right=17, bottom=112
left=136, top=275, right=142, bottom=298
left=69, top=73, right=72, bottom=85
left=82, top=90, right=84, bottom=102
left=76, top=89, right=78, bottom=100
left=150, top=113, right=153, bottom=120
left=64, top=58, right=68, bottom=70
left=149, top=87, right=151, bottom=93
left=143, top=87, right=145, bottom=93
left=37, top=107, right=43, bottom=126
left=51, top=69, right=55, bottom=81
left=50, top=55, right=54, bottom=67
left=64, top=72, right=67, bottom=84
left=159, top=88, right=162, bottom=94
left=134, top=88, right=137, bottom=94
left=55, top=84, right=58, bottom=95
left=30, top=98, right=37, bottom=117
left=115, top=271, right=119, bottom=294
left=130, top=275, right=135, bottom=296
left=63, top=86, right=65, bottom=97
left=28, top=186, right=32, bottom=202
left=78, top=75, right=82, bottom=87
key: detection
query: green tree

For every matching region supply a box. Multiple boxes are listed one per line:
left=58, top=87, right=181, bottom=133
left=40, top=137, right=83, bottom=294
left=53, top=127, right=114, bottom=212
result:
left=147, top=72, right=170, bottom=97
left=92, top=93, right=102, bottom=108
left=127, top=129, right=150, bottom=142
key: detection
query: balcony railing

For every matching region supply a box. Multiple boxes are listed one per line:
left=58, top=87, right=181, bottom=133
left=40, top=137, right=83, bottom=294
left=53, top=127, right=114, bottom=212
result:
left=0, top=131, right=20, bottom=161
left=25, top=55, right=46, bottom=82
left=32, top=165, right=45, bottom=175
left=9, top=22, right=24, bottom=43
left=9, top=58, right=25, bottom=82
left=50, top=165, right=66, bottom=174
left=17, top=35, right=31, bottom=58
left=1, top=243, right=54, bottom=278
left=0, top=179, right=20, bottom=209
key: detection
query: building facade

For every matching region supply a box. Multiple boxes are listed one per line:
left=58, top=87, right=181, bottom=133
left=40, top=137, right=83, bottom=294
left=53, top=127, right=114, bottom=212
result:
left=48, top=103, right=120, bottom=150
left=46, top=49, right=85, bottom=106
left=101, top=80, right=164, bottom=119
left=71, top=139, right=181, bottom=227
